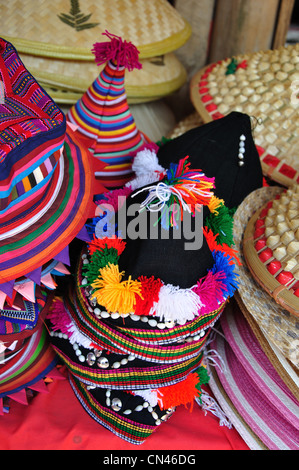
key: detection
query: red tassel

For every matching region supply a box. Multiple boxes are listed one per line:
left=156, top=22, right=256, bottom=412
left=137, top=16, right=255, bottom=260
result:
left=88, top=235, right=126, bottom=257
left=92, top=30, right=142, bottom=71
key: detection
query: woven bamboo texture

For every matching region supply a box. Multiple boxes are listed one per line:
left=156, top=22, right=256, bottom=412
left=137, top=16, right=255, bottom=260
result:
left=1, top=0, right=191, bottom=60
left=20, top=52, right=187, bottom=103
left=190, top=44, right=299, bottom=188
left=233, top=186, right=299, bottom=368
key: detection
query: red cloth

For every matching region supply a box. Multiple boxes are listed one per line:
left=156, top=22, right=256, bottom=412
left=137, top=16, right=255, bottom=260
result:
left=0, top=368, right=249, bottom=450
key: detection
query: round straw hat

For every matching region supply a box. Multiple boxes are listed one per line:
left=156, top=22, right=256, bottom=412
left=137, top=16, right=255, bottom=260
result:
left=190, top=44, right=299, bottom=188
left=208, top=299, right=299, bottom=450
left=233, top=186, right=299, bottom=368
left=19, top=52, right=187, bottom=105
left=1, top=0, right=191, bottom=60
left=243, top=185, right=299, bottom=317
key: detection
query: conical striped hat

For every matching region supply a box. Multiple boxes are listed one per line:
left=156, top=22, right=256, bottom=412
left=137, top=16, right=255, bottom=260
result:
left=67, top=31, right=152, bottom=188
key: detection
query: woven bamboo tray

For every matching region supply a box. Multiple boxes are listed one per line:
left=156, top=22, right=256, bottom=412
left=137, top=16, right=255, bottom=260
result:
left=190, top=44, right=299, bottom=188
left=20, top=52, right=187, bottom=104
left=1, top=0, right=191, bottom=60
left=243, top=185, right=299, bottom=317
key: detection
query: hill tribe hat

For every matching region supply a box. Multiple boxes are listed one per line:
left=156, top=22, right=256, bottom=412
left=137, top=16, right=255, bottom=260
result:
left=19, top=52, right=188, bottom=105
left=207, top=298, right=299, bottom=450
left=156, top=111, right=264, bottom=209
left=46, top=112, right=264, bottom=444
left=0, top=322, right=65, bottom=415
left=67, top=31, right=154, bottom=189
left=47, top=145, right=243, bottom=443
left=243, top=184, right=299, bottom=317
left=233, top=186, right=299, bottom=369
left=190, top=44, right=299, bottom=188
left=0, top=36, right=106, bottom=410
left=0, top=0, right=191, bottom=61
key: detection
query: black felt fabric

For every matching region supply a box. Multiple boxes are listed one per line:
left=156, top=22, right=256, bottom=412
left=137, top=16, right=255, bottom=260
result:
left=157, top=112, right=263, bottom=208
left=118, top=188, right=213, bottom=288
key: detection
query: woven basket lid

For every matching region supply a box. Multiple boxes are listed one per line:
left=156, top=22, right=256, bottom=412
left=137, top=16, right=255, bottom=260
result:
left=1, top=0, right=191, bottom=60
left=233, top=186, right=299, bottom=369
left=190, top=44, right=299, bottom=188
left=243, top=185, right=299, bottom=317
left=20, top=52, right=187, bottom=103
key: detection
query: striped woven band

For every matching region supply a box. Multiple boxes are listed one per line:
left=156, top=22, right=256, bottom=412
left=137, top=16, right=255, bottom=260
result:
left=0, top=325, right=58, bottom=397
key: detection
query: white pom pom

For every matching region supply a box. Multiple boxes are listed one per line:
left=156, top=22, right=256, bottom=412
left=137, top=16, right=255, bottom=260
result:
left=149, top=284, right=203, bottom=323
left=132, top=148, right=165, bottom=176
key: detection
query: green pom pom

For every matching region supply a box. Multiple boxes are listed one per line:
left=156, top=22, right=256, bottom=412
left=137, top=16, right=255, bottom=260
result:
left=82, top=246, right=119, bottom=285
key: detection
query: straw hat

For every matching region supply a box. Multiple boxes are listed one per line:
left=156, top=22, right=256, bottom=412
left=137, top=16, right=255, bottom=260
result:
left=190, top=44, right=299, bottom=188
left=19, top=52, right=187, bottom=105
left=243, top=185, right=299, bottom=317
left=1, top=0, right=191, bottom=61
left=47, top=133, right=242, bottom=443
left=208, top=299, right=299, bottom=450
left=233, top=186, right=299, bottom=368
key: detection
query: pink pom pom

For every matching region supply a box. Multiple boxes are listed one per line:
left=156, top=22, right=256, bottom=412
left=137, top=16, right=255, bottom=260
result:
left=92, top=30, right=142, bottom=71
left=192, top=271, right=225, bottom=315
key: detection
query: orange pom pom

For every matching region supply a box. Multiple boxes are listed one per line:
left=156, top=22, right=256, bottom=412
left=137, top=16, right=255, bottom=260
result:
left=157, top=373, right=200, bottom=412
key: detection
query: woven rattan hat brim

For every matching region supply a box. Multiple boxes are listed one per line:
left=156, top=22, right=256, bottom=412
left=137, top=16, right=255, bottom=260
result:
left=208, top=364, right=267, bottom=450
left=1, top=0, right=191, bottom=60
left=20, top=52, right=187, bottom=100
left=190, top=44, right=299, bottom=188
left=233, top=186, right=299, bottom=369
left=234, top=291, right=299, bottom=402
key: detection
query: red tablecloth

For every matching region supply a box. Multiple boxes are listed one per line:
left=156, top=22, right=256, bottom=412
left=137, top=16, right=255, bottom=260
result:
left=0, top=368, right=249, bottom=451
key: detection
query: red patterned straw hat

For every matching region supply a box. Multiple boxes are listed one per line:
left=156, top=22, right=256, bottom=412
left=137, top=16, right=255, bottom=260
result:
left=208, top=299, right=299, bottom=450
left=67, top=31, right=153, bottom=189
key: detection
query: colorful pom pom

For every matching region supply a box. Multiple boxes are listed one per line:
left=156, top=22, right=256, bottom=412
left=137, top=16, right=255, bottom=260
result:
left=91, top=263, right=143, bottom=314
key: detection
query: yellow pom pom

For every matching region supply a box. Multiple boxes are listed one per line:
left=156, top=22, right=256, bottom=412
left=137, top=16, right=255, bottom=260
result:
left=91, top=263, right=143, bottom=314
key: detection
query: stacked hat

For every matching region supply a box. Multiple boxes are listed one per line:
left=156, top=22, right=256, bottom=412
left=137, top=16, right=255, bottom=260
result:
left=0, top=0, right=190, bottom=105
left=46, top=111, right=264, bottom=445
left=206, top=185, right=299, bottom=450
left=0, top=37, right=105, bottom=411
left=190, top=43, right=299, bottom=188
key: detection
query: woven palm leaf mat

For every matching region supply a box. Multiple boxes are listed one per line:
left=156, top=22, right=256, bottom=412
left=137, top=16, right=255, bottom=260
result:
left=190, top=44, right=299, bottom=188
left=1, top=0, right=191, bottom=60
left=20, top=52, right=187, bottom=104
